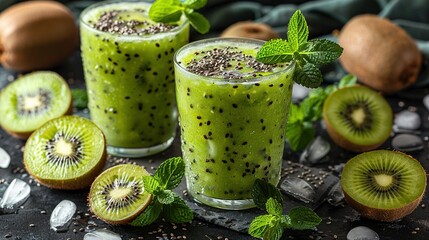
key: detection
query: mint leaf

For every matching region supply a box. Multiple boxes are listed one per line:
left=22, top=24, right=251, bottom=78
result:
left=286, top=121, right=315, bottom=151
left=131, top=200, right=163, bottom=226
left=286, top=206, right=322, bottom=230
left=338, top=74, right=357, bottom=88
left=248, top=215, right=278, bottom=238
left=252, top=179, right=283, bottom=210
left=256, top=39, right=294, bottom=64
left=299, top=39, right=343, bottom=65
left=266, top=198, right=283, bottom=216
left=149, top=0, right=183, bottom=23
left=264, top=221, right=284, bottom=240
left=294, top=62, right=323, bottom=88
left=162, top=196, right=193, bottom=223
left=71, top=89, right=88, bottom=109
left=154, top=157, right=185, bottom=190
left=184, top=11, right=210, bottom=34
left=183, top=0, right=207, bottom=9
left=157, top=190, right=176, bottom=204
left=300, top=95, right=325, bottom=122
left=143, top=176, right=161, bottom=194
left=287, top=103, right=303, bottom=123
left=288, top=10, right=309, bottom=51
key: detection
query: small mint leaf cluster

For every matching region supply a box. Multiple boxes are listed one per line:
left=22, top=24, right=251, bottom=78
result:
left=248, top=179, right=322, bottom=240
left=286, top=74, right=357, bottom=151
left=149, top=0, right=210, bottom=34
left=256, top=10, right=343, bottom=88
left=131, top=157, right=193, bottom=226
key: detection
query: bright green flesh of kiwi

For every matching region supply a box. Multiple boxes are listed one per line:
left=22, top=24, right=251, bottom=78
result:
left=0, top=71, right=71, bottom=134
left=324, top=86, right=392, bottom=146
left=341, top=150, right=426, bottom=210
left=89, top=164, right=151, bottom=222
left=24, top=116, right=105, bottom=181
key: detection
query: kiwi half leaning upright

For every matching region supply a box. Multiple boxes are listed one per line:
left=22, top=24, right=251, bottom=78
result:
left=24, top=115, right=106, bottom=190
left=88, top=164, right=152, bottom=225
left=323, top=85, right=392, bottom=152
left=0, top=71, right=72, bottom=139
left=341, top=150, right=426, bottom=222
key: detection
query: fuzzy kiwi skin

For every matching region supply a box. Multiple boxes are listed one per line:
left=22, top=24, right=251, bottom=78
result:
left=341, top=152, right=426, bottom=222
left=322, top=86, right=392, bottom=152
left=2, top=103, right=73, bottom=140
left=87, top=166, right=153, bottom=225
left=339, top=14, right=421, bottom=94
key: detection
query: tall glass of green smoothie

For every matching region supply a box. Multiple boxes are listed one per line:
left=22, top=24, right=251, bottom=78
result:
left=80, top=0, right=189, bottom=157
left=174, top=38, right=295, bottom=210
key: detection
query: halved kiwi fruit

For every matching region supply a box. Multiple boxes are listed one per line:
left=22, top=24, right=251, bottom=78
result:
left=341, top=150, right=426, bottom=222
left=24, top=115, right=106, bottom=190
left=323, top=85, right=392, bottom=152
left=0, top=71, right=72, bottom=139
left=88, top=164, right=152, bottom=225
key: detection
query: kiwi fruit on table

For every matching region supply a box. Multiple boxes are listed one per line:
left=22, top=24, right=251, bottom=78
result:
left=339, top=14, right=421, bottom=94
left=88, top=164, right=152, bottom=225
left=24, top=115, right=106, bottom=190
left=341, top=150, right=426, bottom=222
left=0, top=71, right=72, bottom=139
left=323, top=85, right=392, bottom=152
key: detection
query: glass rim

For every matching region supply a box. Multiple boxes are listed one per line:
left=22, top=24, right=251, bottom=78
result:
left=173, top=37, right=295, bottom=84
left=79, top=0, right=189, bottom=39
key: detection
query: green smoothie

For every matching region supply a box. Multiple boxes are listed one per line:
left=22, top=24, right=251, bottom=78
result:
left=174, top=38, right=295, bottom=209
left=80, top=1, right=189, bottom=156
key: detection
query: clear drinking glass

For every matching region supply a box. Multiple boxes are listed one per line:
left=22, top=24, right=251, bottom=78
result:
left=80, top=0, right=189, bottom=157
left=174, top=38, right=295, bottom=210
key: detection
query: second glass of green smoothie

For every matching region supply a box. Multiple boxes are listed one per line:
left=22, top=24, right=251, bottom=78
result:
left=80, top=0, right=189, bottom=157
left=174, top=38, right=295, bottom=210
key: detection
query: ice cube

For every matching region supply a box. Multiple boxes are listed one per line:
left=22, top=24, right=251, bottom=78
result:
left=326, top=181, right=344, bottom=206
left=84, top=229, right=122, bottom=240
left=423, top=94, right=429, bottom=111
left=394, top=110, right=421, bottom=130
left=280, top=177, right=316, bottom=203
left=300, top=136, right=330, bottom=165
left=0, top=179, right=31, bottom=213
left=391, top=134, right=424, bottom=152
left=50, top=200, right=77, bottom=232
left=292, top=83, right=310, bottom=102
left=347, top=226, right=380, bottom=240
left=0, top=147, right=11, bottom=169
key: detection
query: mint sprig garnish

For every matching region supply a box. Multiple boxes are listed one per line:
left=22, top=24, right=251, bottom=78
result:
left=256, top=10, right=343, bottom=88
left=286, top=74, right=357, bottom=151
left=131, top=157, right=193, bottom=226
left=249, top=180, right=321, bottom=240
left=71, top=89, right=88, bottom=109
left=149, top=0, right=210, bottom=34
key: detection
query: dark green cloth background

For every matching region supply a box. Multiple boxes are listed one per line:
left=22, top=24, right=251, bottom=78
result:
left=1, top=0, right=428, bottom=86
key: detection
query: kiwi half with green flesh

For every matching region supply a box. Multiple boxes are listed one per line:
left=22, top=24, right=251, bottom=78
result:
left=24, top=115, right=106, bottom=190
left=88, top=164, right=152, bottom=225
left=341, top=150, right=426, bottom=222
left=0, top=71, right=72, bottom=139
left=323, top=85, right=392, bottom=152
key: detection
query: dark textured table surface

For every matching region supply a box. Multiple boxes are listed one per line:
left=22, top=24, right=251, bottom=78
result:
left=1, top=51, right=429, bottom=240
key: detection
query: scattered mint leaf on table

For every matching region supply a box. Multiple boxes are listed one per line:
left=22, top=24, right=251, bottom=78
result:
left=149, top=0, right=210, bottom=34
left=132, top=157, right=193, bottom=226
left=256, top=10, right=343, bottom=88
left=249, top=180, right=321, bottom=240
left=71, top=89, right=88, bottom=109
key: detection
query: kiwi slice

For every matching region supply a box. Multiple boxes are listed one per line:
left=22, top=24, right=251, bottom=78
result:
left=341, top=150, right=426, bottom=222
left=88, top=164, right=152, bottom=224
left=323, top=85, right=392, bottom=152
left=0, top=71, right=72, bottom=139
left=24, top=116, right=106, bottom=190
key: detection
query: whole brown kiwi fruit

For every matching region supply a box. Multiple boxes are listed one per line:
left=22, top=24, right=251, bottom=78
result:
left=220, top=21, right=279, bottom=41
left=0, top=1, right=79, bottom=71
left=339, top=14, right=421, bottom=94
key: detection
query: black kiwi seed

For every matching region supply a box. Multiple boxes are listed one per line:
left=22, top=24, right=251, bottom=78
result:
left=17, top=88, right=51, bottom=116
left=101, top=180, right=142, bottom=210
left=44, top=131, right=83, bottom=166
